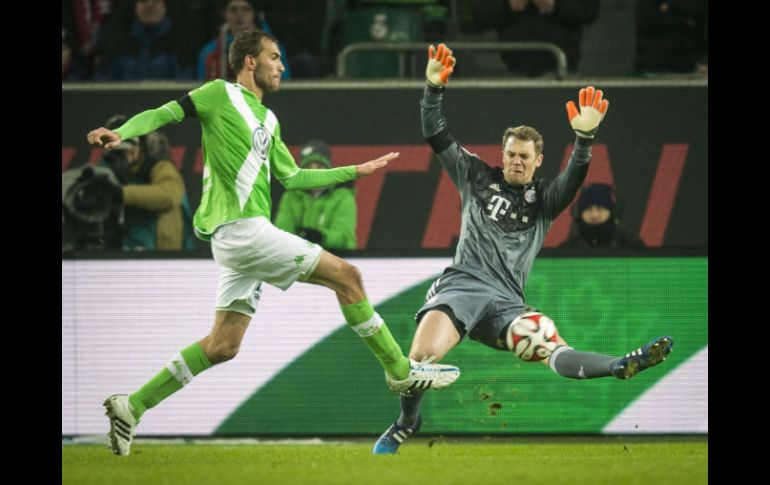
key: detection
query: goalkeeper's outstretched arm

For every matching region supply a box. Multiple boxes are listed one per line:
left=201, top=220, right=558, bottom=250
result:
left=421, top=43, right=455, bottom=151
left=421, top=42, right=482, bottom=188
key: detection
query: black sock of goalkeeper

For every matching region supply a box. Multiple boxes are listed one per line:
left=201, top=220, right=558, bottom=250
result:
left=396, top=390, right=425, bottom=428
left=549, top=346, right=617, bottom=379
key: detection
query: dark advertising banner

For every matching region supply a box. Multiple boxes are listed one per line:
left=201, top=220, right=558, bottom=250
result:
left=62, top=84, right=707, bottom=249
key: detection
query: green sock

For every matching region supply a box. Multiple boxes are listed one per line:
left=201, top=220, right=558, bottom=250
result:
left=341, top=299, right=410, bottom=380
left=128, top=342, right=212, bottom=420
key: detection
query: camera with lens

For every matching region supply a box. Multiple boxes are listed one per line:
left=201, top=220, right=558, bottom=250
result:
left=62, top=165, right=124, bottom=252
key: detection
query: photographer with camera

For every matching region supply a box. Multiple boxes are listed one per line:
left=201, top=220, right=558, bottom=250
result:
left=100, top=115, right=194, bottom=251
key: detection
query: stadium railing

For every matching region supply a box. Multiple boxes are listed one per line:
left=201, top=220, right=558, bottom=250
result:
left=336, top=41, right=569, bottom=80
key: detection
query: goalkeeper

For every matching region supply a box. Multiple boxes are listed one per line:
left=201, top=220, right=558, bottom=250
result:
left=86, top=30, right=460, bottom=457
left=372, top=43, right=674, bottom=454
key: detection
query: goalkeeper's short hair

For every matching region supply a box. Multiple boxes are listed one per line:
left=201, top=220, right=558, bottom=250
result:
left=502, top=126, right=544, bottom=155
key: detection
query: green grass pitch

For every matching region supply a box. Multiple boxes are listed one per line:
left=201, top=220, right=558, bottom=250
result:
left=63, top=436, right=707, bottom=485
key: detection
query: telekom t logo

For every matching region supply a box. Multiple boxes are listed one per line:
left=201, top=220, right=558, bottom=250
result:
left=487, top=195, right=511, bottom=221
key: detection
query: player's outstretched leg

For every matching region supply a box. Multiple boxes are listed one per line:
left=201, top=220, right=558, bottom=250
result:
left=102, top=313, right=244, bottom=456
left=611, top=335, right=674, bottom=379
left=308, top=253, right=460, bottom=390
left=103, top=341, right=213, bottom=456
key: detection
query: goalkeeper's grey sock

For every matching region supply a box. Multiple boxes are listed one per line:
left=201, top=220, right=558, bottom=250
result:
left=396, top=389, right=425, bottom=428
left=549, top=346, right=617, bottom=379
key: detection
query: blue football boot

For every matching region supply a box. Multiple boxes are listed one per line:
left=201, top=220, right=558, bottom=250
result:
left=372, top=415, right=423, bottom=455
left=611, top=336, right=674, bottom=379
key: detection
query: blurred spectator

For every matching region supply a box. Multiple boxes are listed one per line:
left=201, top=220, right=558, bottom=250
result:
left=696, top=8, right=707, bottom=78
left=198, top=0, right=291, bottom=81
left=472, top=0, right=599, bottom=77
left=95, top=0, right=196, bottom=80
left=62, top=0, right=117, bottom=80
left=62, top=28, right=90, bottom=81
left=198, top=0, right=257, bottom=80
left=254, top=0, right=332, bottom=77
left=635, top=0, right=708, bottom=76
left=101, top=115, right=194, bottom=250
left=275, top=140, right=357, bottom=249
left=560, top=183, right=645, bottom=249
left=182, top=0, right=223, bottom=52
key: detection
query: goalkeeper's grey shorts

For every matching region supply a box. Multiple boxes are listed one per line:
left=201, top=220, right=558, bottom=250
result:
left=415, top=269, right=534, bottom=351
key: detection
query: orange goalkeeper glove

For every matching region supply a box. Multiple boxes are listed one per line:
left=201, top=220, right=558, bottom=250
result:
left=426, top=43, right=456, bottom=87
left=566, top=86, right=610, bottom=139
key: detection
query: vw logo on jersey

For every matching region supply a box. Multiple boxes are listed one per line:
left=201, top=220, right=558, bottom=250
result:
left=524, top=188, right=537, bottom=203
left=252, top=125, right=270, bottom=160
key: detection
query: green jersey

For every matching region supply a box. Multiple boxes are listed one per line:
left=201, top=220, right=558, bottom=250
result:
left=114, top=79, right=358, bottom=241
left=189, top=80, right=297, bottom=238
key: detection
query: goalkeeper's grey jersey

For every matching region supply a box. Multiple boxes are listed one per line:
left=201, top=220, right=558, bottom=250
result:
left=421, top=85, right=592, bottom=299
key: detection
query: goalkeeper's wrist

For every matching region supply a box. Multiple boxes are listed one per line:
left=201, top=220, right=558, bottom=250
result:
left=425, top=81, right=445, bottom=92
left=574, top=129, right=597, bottom=140
left=574, top=134, right=594, bottom=147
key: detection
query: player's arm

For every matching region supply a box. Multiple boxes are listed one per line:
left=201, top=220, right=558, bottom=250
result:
left=280, top=152, right=397, bottom=190
left=421, top=43, right=455, bottom=156
left=86, top=99, right=188, bottom=149
left=86, top=81, right=210, bottom=150
left=421, top=43, right=482, bottom=190
left=542, top=86, right=610, bottom=219
left=272, top=135, right=396, bottom=190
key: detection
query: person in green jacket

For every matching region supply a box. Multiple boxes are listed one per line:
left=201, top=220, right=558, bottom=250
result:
left=275, top=140, right=357, bottom=249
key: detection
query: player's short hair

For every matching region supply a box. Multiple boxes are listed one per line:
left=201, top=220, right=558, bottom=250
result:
left=229, top=29, right=279, bottom=73
left=502, top=126, right=544, bottom=155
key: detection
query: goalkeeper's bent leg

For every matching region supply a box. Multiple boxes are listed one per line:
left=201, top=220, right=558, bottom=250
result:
left=397, top=389, right=425, bottom=428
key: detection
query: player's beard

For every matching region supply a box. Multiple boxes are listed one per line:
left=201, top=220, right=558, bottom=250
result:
left=254, top=71, right=280, bottom=94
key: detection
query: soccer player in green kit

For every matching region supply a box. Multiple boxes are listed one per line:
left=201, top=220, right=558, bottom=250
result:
left=87, top=30, right=460, bottom=456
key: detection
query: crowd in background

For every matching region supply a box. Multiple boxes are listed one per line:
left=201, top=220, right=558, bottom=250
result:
left=63, top=0, right=708, bottom=82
